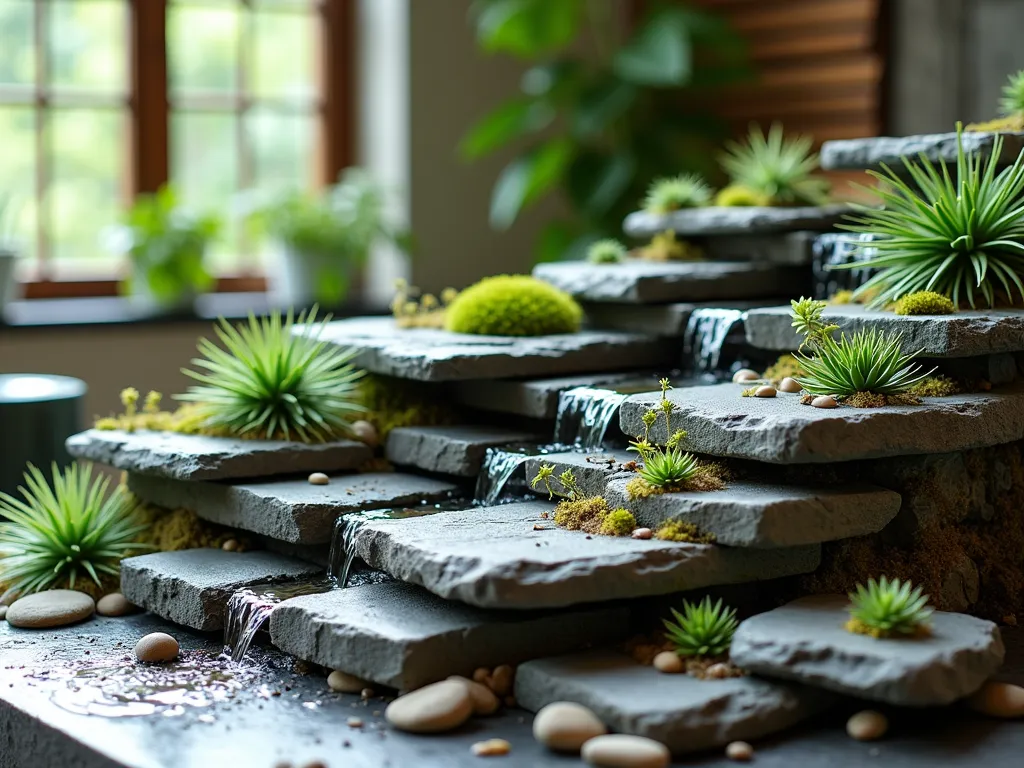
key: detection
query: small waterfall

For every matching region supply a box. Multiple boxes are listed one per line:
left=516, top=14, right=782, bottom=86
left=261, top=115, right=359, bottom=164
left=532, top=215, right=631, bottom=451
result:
left=223, top=577, right=332, bottom=662
left=812, top=232, right=878, bottom=298
left=474, top=446, right=545, bottom=505
left=683, top=308, right=746, bottom=375
left=552, top=387, right=627, bottom=449
left=327, top=515, right=367, bottom=586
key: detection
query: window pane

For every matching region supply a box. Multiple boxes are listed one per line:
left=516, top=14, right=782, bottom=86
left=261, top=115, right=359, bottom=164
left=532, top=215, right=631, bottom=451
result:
left=251, top=11, right=315, bottom=104
left=169, top=6, right=240, bottom=95
left=0, top=2, right=35, bottom=88
left=48, top=0, right=127, bottom=93
left=0, top=107, right=38, bottom=265
left=248, top=108, right=314, bottom=193
left=48, top=108, right=123, bottom=272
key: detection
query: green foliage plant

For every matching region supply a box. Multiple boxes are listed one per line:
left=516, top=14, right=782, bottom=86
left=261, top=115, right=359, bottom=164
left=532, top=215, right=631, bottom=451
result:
left=846, top=576, right=934, bottom=639
left=642, top=174, right=712, bottom=214
left=894, top=291, right=956, bottom=316
left=840, top=125, right=1024, bottom=309
left=0, top=463, right=149, bottom=594
left=719, top=123, right=830, bottom=206
left=663, top=596, right=738, bottom=658
left=1000, top=70, right=1024, bottom=118
left=113, top=184, right=219, bottom=306
left=177, top=308, right=365, bottom=442
left=461, top=0, right=748, bottom=261
left=444, top=274, right=583, bottom=336
left=531, top=464, right=631, bottom=536
left=587, top=238, right=627, bottom=264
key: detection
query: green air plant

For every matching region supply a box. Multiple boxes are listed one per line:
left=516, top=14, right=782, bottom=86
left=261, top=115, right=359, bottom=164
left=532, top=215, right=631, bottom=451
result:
left=846, top=576, right=934, bottom=638
left=1000, top=70, right=1024, bottom=118
left=587, top=238, right=627, bottom=264
left=642, top=174, right=712, bottom=214
left=663, top=596, right=738, bottom=658
left=839, top=125, right=1024, bottom=309
left=0, top=463, right=148, bottom=594
left=719, top=123, right=830, bottom=207
left=177, top=308, right=365, bottom=442
left=627, top=378, right=703, bottom=496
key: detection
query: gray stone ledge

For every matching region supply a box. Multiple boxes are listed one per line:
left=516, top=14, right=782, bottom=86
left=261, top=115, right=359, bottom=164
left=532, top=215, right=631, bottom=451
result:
left=384, top=425, right=544, bottom=477
left=623, top=205, right=851, bottom=239
left=820, top=131, right=1024, bottom=173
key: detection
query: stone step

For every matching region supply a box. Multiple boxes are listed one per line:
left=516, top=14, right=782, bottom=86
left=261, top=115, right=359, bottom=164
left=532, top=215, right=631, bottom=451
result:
left=745, top=304, right=1024, bottom=359
left=524, top=452, right=901, bottom=548
left=583, top=299, right=776, bottom=336
left=120, top=548, right=323, bottom=631
left=127, top=471, right=461, bottom=545
left=620, top=382, right=1024, bottom=464
left=533, top=260, right=807, bottom=304
left=515, top=650, right=834, bottom=755
left=820, top=130, right=1024, bottom=173
left=67, top=428, right=372, bottom=482
left=269, top=581, right=630, bottom=693
left=622, top=205, right=850, bottom=239
left=350, top=500, right=820, bottom=610
left=316, top=316, right=676, bottom=382
left=384, top=425, right=544, bottom=477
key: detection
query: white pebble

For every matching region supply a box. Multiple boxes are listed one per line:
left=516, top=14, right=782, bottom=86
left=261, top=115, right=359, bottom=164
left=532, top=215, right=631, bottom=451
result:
left=725, top=741, right=753, bottom=761
left=533, top=701, right=606, bottom=753
left=385, top=680, right=473, bottom=733
left=754, top=385, right=776, bottom=398
left=812, top=395, right=838, bottom=409
left=221, top=538, right=239, bottom=552
left=631, top=528, right=653, bottom=540
left=135, top=632, right=179, bottom=663
left=581, top=734, right=671, bottom=768
left=449, top=675, right=500, bottom=715
left=846, top=710, right=888, bottom=741
left=308, top=472, right=330, bottom=485
left=652, top=651, right=684, bottom=674
left=778, top=377, right=802, bottom=393
left=732, top=369, right=760, bottom=383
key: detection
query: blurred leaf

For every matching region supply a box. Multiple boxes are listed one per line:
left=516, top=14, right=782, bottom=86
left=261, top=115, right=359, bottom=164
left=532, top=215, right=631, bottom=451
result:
left=613, top=7, right=692, bottom=86
left=566, top=151, right=636, bottom=219
left=536, top=220, right=578, bottom=263
left=473, top=0, right=584, bottom=58
left=520, top=59, right=580, bottom=98
left=460, top=98, right=555, bottom=159
left=573, top=80, right=637, bottom=138
left=489, top=139, right=574, bottom=230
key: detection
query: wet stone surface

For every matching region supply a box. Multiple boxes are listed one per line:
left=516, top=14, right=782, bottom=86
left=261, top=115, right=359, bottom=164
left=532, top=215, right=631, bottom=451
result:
left=820, top=130, right=1024, bottom=173
left=622, top=205, right=851, bottom=238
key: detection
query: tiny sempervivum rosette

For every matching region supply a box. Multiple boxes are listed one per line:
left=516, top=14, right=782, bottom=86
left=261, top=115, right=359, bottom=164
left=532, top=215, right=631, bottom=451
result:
left=663, top=596, right=738, bottom=658
left=178, top=308, right=365, bottom=442
left=797, top=328, right=932, bottom=397
left=847, top=576, right=934, bottom=638
left=840, top=125, right=1024, bottom=308
left=639, top=446, right=700, bottom=488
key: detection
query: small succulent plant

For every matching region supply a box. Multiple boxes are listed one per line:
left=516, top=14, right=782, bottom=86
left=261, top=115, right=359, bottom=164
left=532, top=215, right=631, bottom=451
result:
left=444, top=275, right=582, bottom=336
left=846, top=576, right=934, bottom=638
left=0, top=463, right=148, bottom=594
left=178, top=308, right=365, bottom=442
left=642, top=174, right=712, bottom=214
left=1000, top=70, right=1024, bottom=117
left=587, top=238, right=628, bottom=264
left=663, top=596, right=738, bottom=657
left=720, top=123, right=830, bottom=206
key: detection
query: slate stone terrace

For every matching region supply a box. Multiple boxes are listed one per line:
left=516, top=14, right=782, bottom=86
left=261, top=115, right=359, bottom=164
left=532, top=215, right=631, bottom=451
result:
left=820, top=130, right=1024, bottom=173
left=622, top=204, right=852, bottom=239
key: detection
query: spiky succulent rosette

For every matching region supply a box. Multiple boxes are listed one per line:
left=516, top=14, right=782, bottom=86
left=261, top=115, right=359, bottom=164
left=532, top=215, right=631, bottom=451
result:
left=642, top=174, right=713, bottom=214
left=846, top=576, right=934, bottom=638
left=720, top=123, right=830, bottom=206
left=663, top=596, right=739, bottom=657
left=639, top=445, right=700, bottom=488
left=796, top=328, right=933, bottom=397
left=178, top=308, right=365, bottom=442
left=0, top=463, right=148, bottom=594
left=1001, top=70, right=1024, bottom=117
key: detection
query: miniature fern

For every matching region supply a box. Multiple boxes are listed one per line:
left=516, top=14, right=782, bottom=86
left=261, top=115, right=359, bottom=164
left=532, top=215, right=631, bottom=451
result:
left=663, top=597, right=738, bottom=657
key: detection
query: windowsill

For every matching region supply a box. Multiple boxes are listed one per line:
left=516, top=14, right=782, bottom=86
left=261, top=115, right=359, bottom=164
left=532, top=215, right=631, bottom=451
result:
left=1, top=293, right=388, bottom=330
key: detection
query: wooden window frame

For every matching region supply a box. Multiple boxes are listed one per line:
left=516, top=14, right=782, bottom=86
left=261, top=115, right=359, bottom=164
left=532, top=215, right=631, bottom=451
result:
left=17, top=0, right=354, bottom=301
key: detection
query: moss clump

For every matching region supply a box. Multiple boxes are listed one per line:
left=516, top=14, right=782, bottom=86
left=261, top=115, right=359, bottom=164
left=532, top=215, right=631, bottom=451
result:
left=965, top=115, right=1024, bottom=133
left=654, top=519, right=716, bottom=544
left=136, top=505, right=247, bottom=552
left=598, top=508, right=636, bottom=536
left=553, top=496, right=610, bottom=534
left=444, top=275, right=582, bottom=336
left=587, top=239, right=627, bottom=264
left=636, top=231, right=703, bottom=262
left=762, top=354, right=805, bottom=385
left=828, top=289, right=856, bottom=305
left=843, top=391, right=922, bottom=408
left=906, top=375, right=960, bottom=398
left=894, top=291, right=956, bottom=316
left=845, top=616, right=931, bottom=639
left=359, top=374, right=459, bottom=440
left=713, top=184, right=772, bottom=207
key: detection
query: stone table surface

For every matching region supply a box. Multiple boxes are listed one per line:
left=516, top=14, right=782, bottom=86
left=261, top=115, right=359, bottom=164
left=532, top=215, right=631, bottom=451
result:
left=2, top=614, right=1024, bottom=768
left=745, top=304, right=1024, bottom=358
left=622, top=204, right=852, bottom=238
left=820, top=130, right=1024, bottom=172
left=313, top=316, right=676, bottom=382
left=620, top=382, right=1024, bottom=464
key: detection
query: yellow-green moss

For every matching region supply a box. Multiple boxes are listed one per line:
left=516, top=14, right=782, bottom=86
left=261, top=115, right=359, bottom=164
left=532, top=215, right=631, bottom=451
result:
left=553, top=496, right=610, bottom=534
left=763, top=354, right=805, bottom=384
left=713, top=184, right=773, bottom=207
left=828, top=290, right=856, bottom=305
left=358, top=374, right=460, bottom=440
left=740, top=386, right=759, bottom=397
left=654, top=519, right=716, bottom=544
left=894, top=291, right=956, bottom=316
left=598, top=508, right=636, bottom=537
left=965, top=114, right=1024, bottom=132
left=906, top=375, right=960, bottom=398
left=137, top=505, right=248, bottom=552
left=843, top=391, right=921, bottom=408
left=844, top=616, right=932, bottom=639
left=444, top=275, right=582, bottom=336
left=636, top=231, right=704, bottom=262
left=626, top=463, right=727, bottom=500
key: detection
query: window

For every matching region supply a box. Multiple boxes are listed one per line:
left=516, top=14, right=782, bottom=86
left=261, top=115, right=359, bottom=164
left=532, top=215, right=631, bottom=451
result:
left=0, top=0, right=352, bottom=298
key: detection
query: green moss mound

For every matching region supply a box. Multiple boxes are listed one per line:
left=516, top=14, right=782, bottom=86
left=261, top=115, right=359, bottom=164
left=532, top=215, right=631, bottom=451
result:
left=445, top=275, right=583, bottom=336
left=894, top=291, right=956, bottom=316
left=598, top=508, right=636, bottom=536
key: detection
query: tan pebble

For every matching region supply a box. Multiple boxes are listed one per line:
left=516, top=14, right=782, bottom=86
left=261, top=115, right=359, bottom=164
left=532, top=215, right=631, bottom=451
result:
left=96, top=593, right=138, bottom=617
left=812, top=395, right=838, bottom=409
left=705, top=663, right=730, bottom=679
left=754, top=385, right=776, bottom=398
left=308, top=472, right=330, bottom=486
left=473, top=667, right=492, bottom=685
left=490, top=664, right=515, bottom=696
left=732, top=369, right=760, bottom=383
left=581, top=734, right=671, bottom=767
left=631, top=528, right=653, bottom=540
left=328, top=670, right=370, bottom=694
left=966, top=681, right=1024, bottom=718
left=384, top=680, right=473, bottom=733
left=6, top=590, right=95, bottom=629
left=0, top=588, right=21, bottom=606
left=652, top=651, right=684, bottom=674
left=347, top=717, right=363, bottom=727
left=533, top=701, right=606, bottom=753
left=0, top=605, right=7, bottom=621
left=449, top=675, right=500, bottom=716
left=221, top=539, right=239, bottom=552
left=351, top=419, right=380, bottom=448
left=846, top=710, right=888, bottom=741
left=134, top=632, right=179, bottom=663
left=778, top=377, right=802, bottom=393
left=471, top=738, right=511, bottom=757
left=360, top=687, right=375, bottom=699
left=726, top=741, right=753, bottom=761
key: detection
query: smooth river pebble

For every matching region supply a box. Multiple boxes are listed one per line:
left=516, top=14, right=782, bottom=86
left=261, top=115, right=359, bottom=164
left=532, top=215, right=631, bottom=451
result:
left=135, top=632, right=180, bottom=663
left=533, top=701, right=606, bottom=753
left=812, top=395, right=838, bottom=409
left=96, top=592, right=138, bottom=617
left=385, top=680, right=473, bottom=733
left=778, top=377, right=802, bottom=393
left=846, top=710, right=888, bottom=741
left=471, top=738, right=511, bottom=757
left=5, top=590, right=95, bottom=629
left=631, top=528, right=653, bottom=540
left=732, top=369, right=760, bottom=383
left=581, top=734, right=671, bottom=768
left=966, top=681, right=1024, bottom=718
left=307, top=472, right=330, bottom=486
left=449, top=675, right=500, bottom=715
left=754, top=385, right=776, bottom=398
left=652, top=651, right=684, bottom=674
left=725, top=741, right=754, bottom=761
left=350, top=420, right=380, bottom=448
left=327, top=670, right=371, bottom=694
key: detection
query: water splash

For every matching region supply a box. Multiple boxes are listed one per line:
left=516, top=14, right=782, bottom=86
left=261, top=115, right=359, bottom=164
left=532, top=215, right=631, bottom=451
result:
left=223, top=578, right=333, bottom=662
left=812, top=232, right=878, bottom=298
left=683, top=308, right=746, bottom=374
left=474, top=445, right=552, bottom=505
left=552, top=387, right=628, bottom=449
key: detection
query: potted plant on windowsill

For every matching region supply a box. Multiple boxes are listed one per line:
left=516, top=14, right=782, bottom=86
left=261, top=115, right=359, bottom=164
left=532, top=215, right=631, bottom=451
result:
left=0, top=194, right=21, bottom=317
left=110, top=184, right=220, bottom=314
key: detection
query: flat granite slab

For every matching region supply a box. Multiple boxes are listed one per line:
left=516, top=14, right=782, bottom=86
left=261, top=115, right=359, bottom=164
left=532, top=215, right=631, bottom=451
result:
left=620, top=382, right=1024, bottom=464
left=384, top=425, right=544, bottom=477
left=516, top=650, right=833, bottom=754
left=524, top=452, right=901, bottom=548
left=66, top=429, right=372, bottom=481
left=533, top=260, right=806, bottom=303
left=127, top=471, right=460, bottom=545
left=622, top=204, right=851, bottom=239
left=350, top=500, right=820, bottom=609
left=583, top=299, right=776, bottom=336
left=269, top=581, right=630, bottom=692
left=820, top=130, right=1024, bottom=173
left=731, top=595, right=1005, bottom=706
left=120, top=548, right=323, bottom=631
left=746, top=304, right=1024, bottom=358
left=312, top=316, right=674, bottom=382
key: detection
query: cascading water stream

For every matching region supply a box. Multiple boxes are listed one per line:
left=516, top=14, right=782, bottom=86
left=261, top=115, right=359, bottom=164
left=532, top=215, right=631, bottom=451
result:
left=223, top=578, right=333, bottom=662
left=812, top=232, right=878, bottom=298
left=473, top=446, right=538, bottom=505
left=552, top=387, right=628, bottom=449
left=682, top=308, right=746, bottom=375
left=327, top=514, right=368, bottom=586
